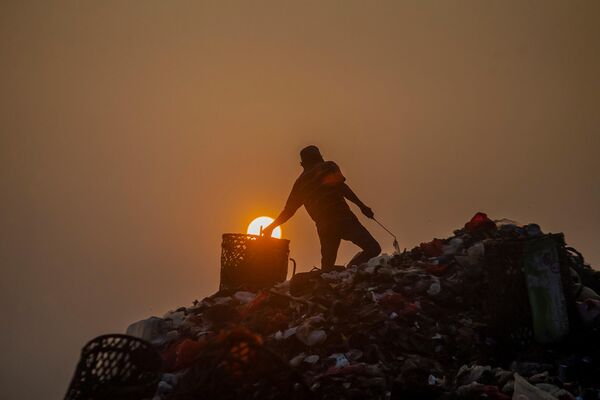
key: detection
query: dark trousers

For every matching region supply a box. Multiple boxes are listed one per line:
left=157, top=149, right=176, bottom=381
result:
left=317, top=218, right=381, bottom=270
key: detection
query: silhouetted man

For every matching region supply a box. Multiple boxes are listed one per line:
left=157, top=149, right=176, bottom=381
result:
left=262, top=145, right=381, bottom=271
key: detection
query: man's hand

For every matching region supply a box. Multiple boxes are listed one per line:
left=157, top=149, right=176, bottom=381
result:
left=360, top=205, right=375, bottom=219
left=341, top=184, right=375, bottom=219
left=260, top=224, right=274, bottom=237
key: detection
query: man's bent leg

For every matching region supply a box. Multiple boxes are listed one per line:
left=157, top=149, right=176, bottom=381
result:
left=318, top=227, right=342, bottom=271
left=344, top=221, right=381, bottom=267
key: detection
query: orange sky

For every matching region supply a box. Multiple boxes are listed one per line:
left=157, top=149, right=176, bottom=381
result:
left=1, top=1, right=599, bottom=399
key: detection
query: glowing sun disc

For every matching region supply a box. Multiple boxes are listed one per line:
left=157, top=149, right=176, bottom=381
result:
left=247, top=216, right=281, bottom=238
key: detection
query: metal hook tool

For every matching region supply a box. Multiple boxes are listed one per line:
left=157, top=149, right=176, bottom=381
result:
left=372, top=217, right=400, bottom=254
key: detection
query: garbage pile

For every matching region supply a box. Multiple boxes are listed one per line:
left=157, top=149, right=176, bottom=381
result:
left=126, top=213, right=600, bottom=400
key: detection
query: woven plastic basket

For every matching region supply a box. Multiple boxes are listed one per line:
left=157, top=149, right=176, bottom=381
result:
left=220, top=233, right=290, bottom=290
left=64, top=334, right=162, bottom=400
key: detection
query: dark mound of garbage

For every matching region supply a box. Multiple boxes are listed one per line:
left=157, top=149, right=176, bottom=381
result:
left=124, top=213, right=600, bottom=400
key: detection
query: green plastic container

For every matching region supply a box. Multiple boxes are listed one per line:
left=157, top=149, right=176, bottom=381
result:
left=523, top=236, right=570, bottom=343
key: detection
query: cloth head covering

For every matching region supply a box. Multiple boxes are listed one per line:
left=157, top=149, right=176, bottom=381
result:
left=300, top=145, right=324, bottom=165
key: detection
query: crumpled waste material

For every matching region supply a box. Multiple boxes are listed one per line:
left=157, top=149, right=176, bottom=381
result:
left=124, top=212, right=600, bottom=400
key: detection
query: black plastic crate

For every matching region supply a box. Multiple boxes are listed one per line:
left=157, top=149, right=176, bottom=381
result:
left=483, top=234, right=572, bottom=347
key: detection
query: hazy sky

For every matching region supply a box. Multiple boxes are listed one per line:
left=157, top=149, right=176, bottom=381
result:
left=1, top=1, right=599, bottom=399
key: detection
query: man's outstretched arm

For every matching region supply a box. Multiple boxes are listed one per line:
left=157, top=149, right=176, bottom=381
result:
left=262, top=208, right=295, bottom=236
left=261, top=183, right=302, bottom=236
left=341, top=183, right=374, bottom=219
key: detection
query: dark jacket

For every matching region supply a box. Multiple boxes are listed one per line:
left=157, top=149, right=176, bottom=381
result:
left=283, top=161, right=356, bottom=227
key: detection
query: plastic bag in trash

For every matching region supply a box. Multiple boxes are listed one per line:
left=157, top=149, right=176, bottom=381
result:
left=126, top=317, right=171, bottom=345
left=512, top=373, right=558, bottom=400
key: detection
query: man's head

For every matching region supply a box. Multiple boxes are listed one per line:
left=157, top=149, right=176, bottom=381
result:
left=300, top=145, right=324, bottom=169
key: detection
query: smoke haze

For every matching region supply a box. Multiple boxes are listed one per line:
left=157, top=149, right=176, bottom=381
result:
left=1, top=1, right=599, bottom=398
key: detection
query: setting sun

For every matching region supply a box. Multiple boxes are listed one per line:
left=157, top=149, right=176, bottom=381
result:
left=247, top=216, right=282, bottom=238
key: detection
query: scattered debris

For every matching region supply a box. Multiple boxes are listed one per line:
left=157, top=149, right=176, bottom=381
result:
left=108, top=213, right=600, bottom=399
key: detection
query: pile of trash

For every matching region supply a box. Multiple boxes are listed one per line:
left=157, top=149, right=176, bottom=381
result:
left=124, top=213, right=600, bottom=400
